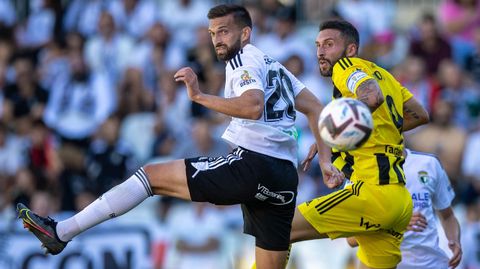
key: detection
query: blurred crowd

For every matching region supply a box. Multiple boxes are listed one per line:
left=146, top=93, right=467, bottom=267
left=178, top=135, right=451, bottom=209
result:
left=0, top=0, right=479, bottom=268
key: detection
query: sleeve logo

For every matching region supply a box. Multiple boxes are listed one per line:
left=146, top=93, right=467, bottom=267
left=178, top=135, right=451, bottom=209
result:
left=417, top=170, right=430, bottom=184
left=346, top=70, right=368, bottom=93
left=240, top=70, right=256, bottom=87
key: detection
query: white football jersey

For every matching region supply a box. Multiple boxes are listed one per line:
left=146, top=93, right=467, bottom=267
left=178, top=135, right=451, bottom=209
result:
left=221, top=44, right=305, bottom=166
left=398, top=149, right=455, bottom=269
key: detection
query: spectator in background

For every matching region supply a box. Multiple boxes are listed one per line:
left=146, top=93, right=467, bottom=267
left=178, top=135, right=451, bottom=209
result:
left=11, top=168, right=37, bottom=209
left=256, top=6, right=314, bottom=72
left=158, top=0, right=212, bottom=51
left=461, top=122, right=480, bottom=203
left=363, top=29, right=409, bottom=70
left=36, top=38, right=69, bottom=90
left=466, top=25, right=480, bottom=83
left=117, top=67, right=156, bottom=119
left=63, top=0, right=104, bottom=38
left=0, top=61, right=12, bottom=123
left=129, top=21, right=185, bottom=95
left=43, top=51, right=115, bottom=144
left=27, top=119, right=62, bottom=185
left=398, top=56, right=441, bottom=114
left=15, top=0, right=59, bottom=52
left=334, top=0, right=396, bottom=48
left=4, top=54, right=49, bottom=122
left=438, top=0, right=480, bottom=66
left=85, top=10, right=135, bottom=85
left=151, top=110, right=176, bottom=159
left=157, top=70, right=191, bottom=138
left=0, top=123, right=26, bottom=177
left=151, top=196, right=176, bottom=269
left=0, top=0, right=16, bottom=27
left=406, top=99, right=466, bottom=198
left=437, top=59, right=480, bottom=130
left=409, top=12, right=452, bottom=76
left=29, top=190, right=59, bottom=217
left=461, top=197, right=480, bottom=269
left=176, top=117, right=229, bottom=159
left=85, top=115, right=135, bottom=196
left=167, top=203, right=228, bottom=269
left=108, top=0, right=157, bottom=40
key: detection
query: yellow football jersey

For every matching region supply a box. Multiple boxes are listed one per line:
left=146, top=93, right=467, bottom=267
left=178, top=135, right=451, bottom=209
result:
left=330, top=57, right=413, bottom=185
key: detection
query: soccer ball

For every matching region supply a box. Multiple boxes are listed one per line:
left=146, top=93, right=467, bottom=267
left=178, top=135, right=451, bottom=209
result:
left=318, top=98, right=373, bottom=151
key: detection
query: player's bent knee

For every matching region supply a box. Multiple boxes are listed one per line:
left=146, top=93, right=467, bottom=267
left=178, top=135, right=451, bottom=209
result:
left=143, top=160, right=191, bottom=200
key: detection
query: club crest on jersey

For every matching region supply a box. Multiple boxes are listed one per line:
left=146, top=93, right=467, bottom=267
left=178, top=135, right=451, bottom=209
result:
left=240, top=70, right=256, bottom=87
left=417, top=170, right=429, bottom=184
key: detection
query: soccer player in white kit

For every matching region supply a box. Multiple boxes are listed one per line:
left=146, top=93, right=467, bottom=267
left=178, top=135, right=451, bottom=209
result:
left=347, top=149, right=463, bottom=268
left=399, top=149, right=462, bottom=269
left=16, top=4, right=334, bottom=269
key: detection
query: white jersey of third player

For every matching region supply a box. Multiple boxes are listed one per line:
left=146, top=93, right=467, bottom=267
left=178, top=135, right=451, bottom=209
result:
left=221, top=44, right=305, bottom=166
left=398, top=149, right=456, bottom=269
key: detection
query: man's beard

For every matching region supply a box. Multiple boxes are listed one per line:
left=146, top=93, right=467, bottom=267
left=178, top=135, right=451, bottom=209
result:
left=318, top=48, right=348, bottom=77
left=215, top=39, right=241, bottom=61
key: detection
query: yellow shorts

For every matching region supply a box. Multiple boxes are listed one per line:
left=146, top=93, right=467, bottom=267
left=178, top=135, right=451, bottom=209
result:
left=298, top=181, right=413, bottom=268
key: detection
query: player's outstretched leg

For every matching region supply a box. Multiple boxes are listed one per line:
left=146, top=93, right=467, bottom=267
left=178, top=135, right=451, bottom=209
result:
left=16, top=203, right=68, bottom=255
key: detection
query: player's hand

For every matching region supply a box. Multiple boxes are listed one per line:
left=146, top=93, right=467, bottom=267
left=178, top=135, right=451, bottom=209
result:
left=320, top=162, right=344, bottom=189
left=174, top=67, right=202, bottom=101
left=301, top=143, right=318, bottom=171
left=448, top=240, right=462, bottom=268
left=407, top=212, right=427, bottom=232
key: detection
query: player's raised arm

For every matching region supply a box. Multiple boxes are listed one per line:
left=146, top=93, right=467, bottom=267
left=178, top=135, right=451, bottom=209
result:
left=295, top=88, right=344, bottom=188
left=174, top=67, right=264, bottom=120
left=356, top=78, right=384, bottom=112
left=402, top=96, right=430, bottom=131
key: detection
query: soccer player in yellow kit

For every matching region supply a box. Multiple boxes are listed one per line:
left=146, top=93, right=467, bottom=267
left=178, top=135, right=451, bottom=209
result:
left=289, top=20, right=430, bottom=269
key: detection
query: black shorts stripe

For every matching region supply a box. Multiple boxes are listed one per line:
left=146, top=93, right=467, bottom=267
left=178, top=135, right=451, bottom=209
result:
left=353, top=181, right=364, bottom=196
left=315, top=190, right=351, bottom=214
left=317, top=192, right=353, bottom=214
left=315, top=189, right=348, bottom=210
left=375, top=153, right=391, bottom=185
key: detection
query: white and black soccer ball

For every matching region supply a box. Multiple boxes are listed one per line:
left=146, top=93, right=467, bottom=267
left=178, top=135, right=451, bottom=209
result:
left=318, top=98, right=373, bottom=151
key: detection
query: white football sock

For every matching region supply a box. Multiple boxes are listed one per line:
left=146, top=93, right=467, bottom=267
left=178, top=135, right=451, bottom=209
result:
left=56, top=168, right=153, bottom=242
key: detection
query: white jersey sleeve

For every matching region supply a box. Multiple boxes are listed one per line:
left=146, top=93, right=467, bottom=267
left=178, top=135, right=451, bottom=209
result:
left=432, top=158, right=455, bottom=210
left=228, top=62, right=264, bottom=96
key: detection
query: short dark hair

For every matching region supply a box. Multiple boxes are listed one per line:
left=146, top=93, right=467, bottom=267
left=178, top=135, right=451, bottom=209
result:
left=207, top=4, right=252, bottom=29
left=319, top=20, right=359, bottom=48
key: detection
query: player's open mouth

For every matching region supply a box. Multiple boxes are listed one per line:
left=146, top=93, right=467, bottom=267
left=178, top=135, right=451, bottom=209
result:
left=216, top=46, right=227, bottom=52
left=319, top=60, right=329, bottom=68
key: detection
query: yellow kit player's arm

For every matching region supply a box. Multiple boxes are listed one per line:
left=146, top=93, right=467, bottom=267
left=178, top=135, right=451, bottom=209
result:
left=403, top=97, right=429, bottom=131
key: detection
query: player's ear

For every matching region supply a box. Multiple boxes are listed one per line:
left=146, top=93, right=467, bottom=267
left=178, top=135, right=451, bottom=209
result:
left=346, top=43, right=358, bottom=57
left=241, top=26, right=251, bottom=43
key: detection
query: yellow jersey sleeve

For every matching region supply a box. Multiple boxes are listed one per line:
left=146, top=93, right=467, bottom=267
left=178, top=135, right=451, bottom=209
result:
left=331, top=57, right=373, bottom=97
